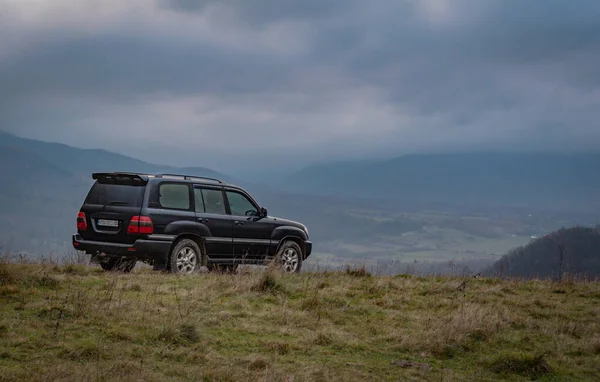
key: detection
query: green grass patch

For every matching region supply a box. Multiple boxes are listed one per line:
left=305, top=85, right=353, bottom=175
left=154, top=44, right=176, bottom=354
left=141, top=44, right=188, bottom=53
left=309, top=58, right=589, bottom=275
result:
left=0, top=264, right=599, bottom=381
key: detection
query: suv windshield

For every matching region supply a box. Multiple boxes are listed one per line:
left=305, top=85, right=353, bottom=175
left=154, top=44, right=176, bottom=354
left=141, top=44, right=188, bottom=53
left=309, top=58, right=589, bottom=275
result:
left=85, top=181, right=145, bottom=207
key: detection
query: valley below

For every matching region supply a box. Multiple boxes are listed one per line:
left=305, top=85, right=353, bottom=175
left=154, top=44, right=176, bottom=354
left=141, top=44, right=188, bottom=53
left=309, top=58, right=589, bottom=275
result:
left=1, top=130, right=599, bottom=276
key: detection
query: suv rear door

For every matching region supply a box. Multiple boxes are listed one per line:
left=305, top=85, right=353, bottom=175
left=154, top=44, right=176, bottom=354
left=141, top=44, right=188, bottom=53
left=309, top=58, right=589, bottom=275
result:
left=79, top=174, right=146, bottom=244
left=145, top=181, right=197, bottom=238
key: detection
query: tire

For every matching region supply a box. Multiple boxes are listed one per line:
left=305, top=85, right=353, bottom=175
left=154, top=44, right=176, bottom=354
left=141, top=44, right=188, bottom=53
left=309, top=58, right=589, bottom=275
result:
left=274, top=241, right=303, bottom=273
left=100, top=258, right=136, bottom=273
left=169, top=239, right=202, bottom=275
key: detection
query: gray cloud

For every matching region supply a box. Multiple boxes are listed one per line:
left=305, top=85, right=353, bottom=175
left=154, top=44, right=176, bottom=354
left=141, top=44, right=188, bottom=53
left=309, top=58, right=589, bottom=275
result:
left=1, top=0, right=599, bottom=173
left=160, top=0, right=349, bottom=23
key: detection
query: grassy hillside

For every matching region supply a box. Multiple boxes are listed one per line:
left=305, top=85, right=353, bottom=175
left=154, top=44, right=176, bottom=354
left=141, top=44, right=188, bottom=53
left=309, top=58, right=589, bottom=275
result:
left=487, top=227, right=600, bottom=279
left=1, top=263, right=599, bottom=381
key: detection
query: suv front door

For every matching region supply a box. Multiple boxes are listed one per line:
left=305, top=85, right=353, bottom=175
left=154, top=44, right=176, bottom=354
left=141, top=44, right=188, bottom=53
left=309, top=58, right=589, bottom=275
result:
left=194, top=186, right=234, bottom=261
left=225, top=189, right=273, bottom=263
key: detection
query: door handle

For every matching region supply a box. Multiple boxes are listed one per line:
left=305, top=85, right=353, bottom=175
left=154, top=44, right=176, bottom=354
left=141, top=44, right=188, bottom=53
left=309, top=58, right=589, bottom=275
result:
left=198, top=218, right=209, bottom=223
left=234, top=221, right=244, bottom=226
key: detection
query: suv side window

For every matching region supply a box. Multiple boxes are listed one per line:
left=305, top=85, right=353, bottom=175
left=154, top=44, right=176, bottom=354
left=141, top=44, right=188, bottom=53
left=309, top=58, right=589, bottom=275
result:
left=198, top=188, right=226, bottom=215
left=193, top=188, right=205, bottom=213
left=159, top=183, right=191, bottom=210
left=226, top=190, right=258, bottom=216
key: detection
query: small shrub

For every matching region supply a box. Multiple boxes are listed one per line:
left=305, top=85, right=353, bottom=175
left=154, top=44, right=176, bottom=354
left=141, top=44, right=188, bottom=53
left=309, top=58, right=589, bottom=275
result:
left=53, top=264, right=91, bottom=276
left=178, top=324, right=201, bottom=343
left=345, top=265, right=371, bottom=278
left=158, top=325, right=178, bottom=340
left=0, top=284, right=20, bottom=296
left=249, top=357, right=268, bottom=370
left=315, top=332, right=333, bottom=346
left=263, top=341, right=290, bottom=355
left=202, top=368, right=235, bottom=382
left=37, top=306, right=63, bottom=319
left=23, top=274, right=60, bottom=289
left=432, top=344, right=463, bottom=359
left=301, top=295, right=320, bottom=311
left=316, top=280, right=329, bottom=289
left=468, top=329, right=490, bottom=342
left=489, top=353, right=553, bottom=379
left=240, top=355, right=270, bottom=371
left=106, top=329, right=134, bottom=342
left=0, top=323, right=8, bottom=337
left=157, top=324, right=200, bottom=345
left=128, top=283, right=142, bottom=292
left=60, top=339, right=102, bottom=361
left=252, top=272, right=284, bottom=294
left=590, top=338, right=600, bottom=355
left=0, top=264, right=18, bottom=286
left=558, top=321, right=584, bottom=339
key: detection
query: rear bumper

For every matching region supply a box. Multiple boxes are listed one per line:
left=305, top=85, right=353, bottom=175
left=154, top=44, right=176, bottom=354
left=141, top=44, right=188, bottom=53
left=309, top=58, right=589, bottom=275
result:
left=305, top=241, right=313, bottom=259
left=72, top=234, right=172, bottom=261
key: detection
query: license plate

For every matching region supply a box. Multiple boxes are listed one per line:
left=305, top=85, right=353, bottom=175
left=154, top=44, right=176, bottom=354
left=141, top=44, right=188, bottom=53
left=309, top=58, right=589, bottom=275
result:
left=97, top=219, right=119, bottom=228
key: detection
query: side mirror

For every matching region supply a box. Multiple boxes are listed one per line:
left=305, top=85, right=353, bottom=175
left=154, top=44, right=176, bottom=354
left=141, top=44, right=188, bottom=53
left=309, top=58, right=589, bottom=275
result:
left=260, top=207, right=268, bottom=218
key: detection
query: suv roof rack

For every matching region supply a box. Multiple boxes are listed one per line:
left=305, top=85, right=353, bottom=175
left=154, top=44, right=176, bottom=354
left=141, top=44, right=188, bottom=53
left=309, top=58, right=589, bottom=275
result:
left=155, top=173, right=224, bottom=184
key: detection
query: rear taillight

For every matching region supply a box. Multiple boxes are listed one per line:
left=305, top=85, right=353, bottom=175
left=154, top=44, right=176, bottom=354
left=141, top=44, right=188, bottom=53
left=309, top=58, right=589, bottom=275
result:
left=77, top=212, right=88, bottom=231
left=127, top=216, right=153, bottom=235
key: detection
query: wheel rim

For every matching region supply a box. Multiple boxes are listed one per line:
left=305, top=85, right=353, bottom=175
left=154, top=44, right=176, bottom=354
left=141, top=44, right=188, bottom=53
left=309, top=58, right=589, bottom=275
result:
left=281, top=248, right=299, bottom=273
left=176, top=247, right=197, bottom=274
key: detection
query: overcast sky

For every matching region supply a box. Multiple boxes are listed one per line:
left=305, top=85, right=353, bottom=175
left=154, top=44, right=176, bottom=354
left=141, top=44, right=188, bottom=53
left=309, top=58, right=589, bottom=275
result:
left=1, top=0, right=599, bottom=174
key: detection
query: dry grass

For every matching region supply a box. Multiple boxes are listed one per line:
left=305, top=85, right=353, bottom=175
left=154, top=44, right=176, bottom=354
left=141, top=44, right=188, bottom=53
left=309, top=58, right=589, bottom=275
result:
left=0, top=262, right=599, bottom=381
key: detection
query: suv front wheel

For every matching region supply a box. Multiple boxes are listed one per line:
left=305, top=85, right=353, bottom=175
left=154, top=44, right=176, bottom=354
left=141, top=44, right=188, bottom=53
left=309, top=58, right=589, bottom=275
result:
left=169, top=239, right=202, bottom=275
left=275, top=241, right=303, bottom=273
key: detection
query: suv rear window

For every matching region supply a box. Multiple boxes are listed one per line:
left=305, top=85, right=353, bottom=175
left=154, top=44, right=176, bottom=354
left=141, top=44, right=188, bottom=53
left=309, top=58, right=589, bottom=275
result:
left=85, top=181, right=145, bottom=207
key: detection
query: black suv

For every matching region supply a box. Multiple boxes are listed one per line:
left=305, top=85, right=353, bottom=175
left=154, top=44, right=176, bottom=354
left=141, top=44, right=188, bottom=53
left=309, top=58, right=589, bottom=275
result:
left=72, top=172, right=312, bottom=273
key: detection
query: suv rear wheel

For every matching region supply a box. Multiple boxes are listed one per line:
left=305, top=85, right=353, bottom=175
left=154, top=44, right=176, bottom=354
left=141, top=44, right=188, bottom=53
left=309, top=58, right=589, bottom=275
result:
left=275, top=241, right=303, bottom=273
left=169, top=239, right=202, bottom=275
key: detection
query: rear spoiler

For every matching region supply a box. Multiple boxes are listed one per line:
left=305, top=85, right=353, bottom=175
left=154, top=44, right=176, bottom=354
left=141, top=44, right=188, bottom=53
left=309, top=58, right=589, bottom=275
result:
left=92, top=172, right=149, bottom=184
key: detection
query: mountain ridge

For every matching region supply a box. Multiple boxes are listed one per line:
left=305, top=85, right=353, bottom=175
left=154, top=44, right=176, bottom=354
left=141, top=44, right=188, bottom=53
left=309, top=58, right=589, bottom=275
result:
left=0, top=129, right=229, bottom=180
left=281, top=152, right=600, bottom=211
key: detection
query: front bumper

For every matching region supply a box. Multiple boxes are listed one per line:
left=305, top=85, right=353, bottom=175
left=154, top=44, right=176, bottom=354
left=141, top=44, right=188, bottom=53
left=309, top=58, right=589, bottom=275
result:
left=72, top=234, right=172, bottom=261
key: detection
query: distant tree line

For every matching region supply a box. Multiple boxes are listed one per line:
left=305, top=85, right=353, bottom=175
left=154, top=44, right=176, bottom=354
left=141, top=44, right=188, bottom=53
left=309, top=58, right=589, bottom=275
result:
left=485, top=226, right=600, bottom=279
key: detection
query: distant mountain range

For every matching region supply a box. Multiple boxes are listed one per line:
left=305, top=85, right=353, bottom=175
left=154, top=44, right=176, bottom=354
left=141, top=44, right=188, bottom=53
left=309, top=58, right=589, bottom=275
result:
left=281, top=152, right=600, bottom=211
left=1, top=130, right=598, bottom=269
left=0, top=130, right=229, bottom=182
left=4, top=129, right=598, bottom=211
